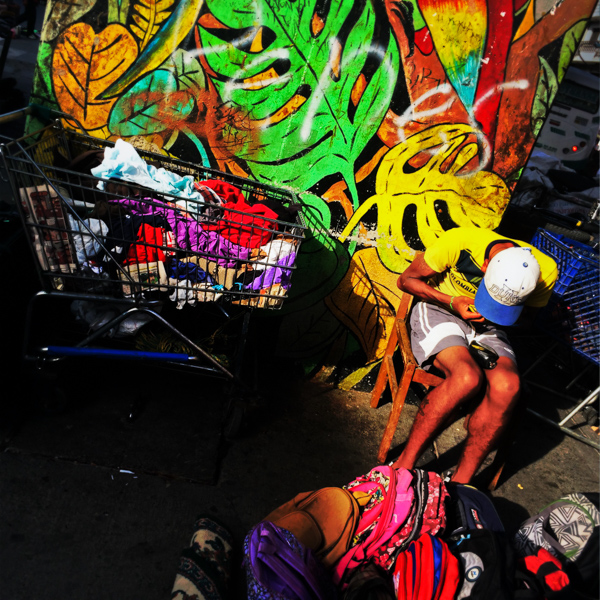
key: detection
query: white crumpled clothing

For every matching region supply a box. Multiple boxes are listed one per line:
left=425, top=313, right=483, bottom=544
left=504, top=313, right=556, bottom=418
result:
left=253, top=239, right=296, bottom=271
left=91, top=139, right=201, bottom=201
left=169, top=280, right=197, bottom=309
left=68, top=215, right=108, bottom=264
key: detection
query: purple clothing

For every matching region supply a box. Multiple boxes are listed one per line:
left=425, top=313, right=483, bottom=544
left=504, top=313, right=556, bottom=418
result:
left=110, top=198, right=250, bottom=267
left=246, top=253, right=296, bottom=291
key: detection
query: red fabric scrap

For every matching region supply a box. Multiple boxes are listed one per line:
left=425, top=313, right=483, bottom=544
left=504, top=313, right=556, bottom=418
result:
left=195, top=179, right=279, bottom=248
left=196, top=179, right=246, bottom=205
left=521, top=548, right=570, bottom=593
left=125, top=224, right=169, bottom=265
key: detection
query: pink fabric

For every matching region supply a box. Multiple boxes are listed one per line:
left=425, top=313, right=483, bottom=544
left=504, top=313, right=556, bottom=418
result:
left=333, top=467, right=414, bottom=585
left=372, top=471, right=448, bottom=571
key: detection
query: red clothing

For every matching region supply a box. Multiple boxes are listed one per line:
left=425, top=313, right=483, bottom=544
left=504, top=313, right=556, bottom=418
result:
left=196, top=180, right=278, bottom=248
left=125, top=224, right=171, bottom=265
left=197, top=180, right=246, bottom=205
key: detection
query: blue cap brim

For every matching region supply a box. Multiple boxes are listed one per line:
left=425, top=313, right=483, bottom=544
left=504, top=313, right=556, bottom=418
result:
left=474, top=282, right=523, bottom=326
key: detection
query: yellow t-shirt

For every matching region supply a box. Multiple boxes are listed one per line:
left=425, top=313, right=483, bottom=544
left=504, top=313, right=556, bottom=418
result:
left=423, top=227, right=558, bottom=308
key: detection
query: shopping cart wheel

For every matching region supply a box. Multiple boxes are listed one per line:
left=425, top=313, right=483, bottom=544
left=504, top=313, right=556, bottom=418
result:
left=223, top=396, right=246, bottom=440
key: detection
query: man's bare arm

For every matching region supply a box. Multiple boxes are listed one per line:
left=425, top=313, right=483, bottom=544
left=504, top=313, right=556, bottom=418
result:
left=398, top=253, right=483, bottom=321
left=397, top=253, right=452, bottom=305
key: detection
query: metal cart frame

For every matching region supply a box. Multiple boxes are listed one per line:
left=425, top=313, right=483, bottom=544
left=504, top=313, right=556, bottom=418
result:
left=1, top=116, right=307, bottom=429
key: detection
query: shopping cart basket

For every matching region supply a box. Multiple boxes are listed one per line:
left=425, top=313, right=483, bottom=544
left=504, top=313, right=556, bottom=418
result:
left=1, top=117, right=307, bottom=429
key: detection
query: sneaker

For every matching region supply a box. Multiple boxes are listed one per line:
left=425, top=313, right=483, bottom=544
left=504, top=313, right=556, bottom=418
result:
left=26, top=32, right=40, bottom=39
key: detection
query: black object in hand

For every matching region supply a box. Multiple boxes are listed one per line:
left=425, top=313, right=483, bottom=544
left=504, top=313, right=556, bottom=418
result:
left=469, top=341, right=498, bottom=369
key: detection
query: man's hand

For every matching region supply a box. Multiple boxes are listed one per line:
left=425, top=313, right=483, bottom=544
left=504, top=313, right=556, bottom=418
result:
left=451, top=295, right=485, bottom=323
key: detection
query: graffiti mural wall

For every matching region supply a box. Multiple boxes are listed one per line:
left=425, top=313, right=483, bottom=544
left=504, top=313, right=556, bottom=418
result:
left=31, top=0, right=597, bottom=373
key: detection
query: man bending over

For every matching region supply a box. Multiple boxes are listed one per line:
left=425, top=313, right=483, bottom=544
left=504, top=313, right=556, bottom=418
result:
left=392, top=227, right=558, bottom=484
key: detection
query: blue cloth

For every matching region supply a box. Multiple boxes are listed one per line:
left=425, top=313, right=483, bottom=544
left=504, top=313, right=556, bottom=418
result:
left=91, top=139, right=201, bottom=201
left=168, top=261, right=215, bottom=284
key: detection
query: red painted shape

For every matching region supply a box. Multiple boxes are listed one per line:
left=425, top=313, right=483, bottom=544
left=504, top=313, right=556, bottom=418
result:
left=414, top=27, right=434, bottom=55
left=473, top=0, right=514, bottom=152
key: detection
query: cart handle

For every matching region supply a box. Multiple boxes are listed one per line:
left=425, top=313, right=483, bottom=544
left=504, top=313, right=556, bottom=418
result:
left=43, top=345, right=194, bottom=362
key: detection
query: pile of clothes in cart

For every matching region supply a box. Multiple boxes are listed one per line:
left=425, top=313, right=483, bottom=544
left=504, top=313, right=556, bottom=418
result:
left=37, top=138, right=304, bottom=316
left=170, top=465, right=599, bottom=600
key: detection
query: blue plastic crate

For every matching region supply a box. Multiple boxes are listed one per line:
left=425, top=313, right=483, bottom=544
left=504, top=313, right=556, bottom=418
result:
left=530, top=229, right=598, bottom=297
left=531, top=228, right=599, bottom=365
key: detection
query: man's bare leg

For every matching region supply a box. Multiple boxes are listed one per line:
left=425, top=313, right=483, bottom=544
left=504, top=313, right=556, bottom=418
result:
left=451, top=357, right=521, bottom=483
left=392, top=346, right=484, bottom=471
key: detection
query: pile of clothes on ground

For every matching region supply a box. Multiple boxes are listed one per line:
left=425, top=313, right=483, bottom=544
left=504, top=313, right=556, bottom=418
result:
left=170, top=465, right=599, bottom=600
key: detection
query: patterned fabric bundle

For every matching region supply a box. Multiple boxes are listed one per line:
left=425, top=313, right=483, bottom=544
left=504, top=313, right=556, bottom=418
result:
left=171, top=516, right=234, bottom=600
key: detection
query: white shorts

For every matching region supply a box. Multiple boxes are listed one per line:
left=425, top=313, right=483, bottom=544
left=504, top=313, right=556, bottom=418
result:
left=409, top=302, right=517, bottom=369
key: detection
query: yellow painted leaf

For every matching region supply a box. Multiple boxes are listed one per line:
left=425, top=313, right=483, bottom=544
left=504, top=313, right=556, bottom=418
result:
left=339, top=124, right=511, bottom=274
left=325, top=248, right=402, bottom=363
left=132, top=0, right=175, bottom=51
left=52, top=23, right=138, bottom=130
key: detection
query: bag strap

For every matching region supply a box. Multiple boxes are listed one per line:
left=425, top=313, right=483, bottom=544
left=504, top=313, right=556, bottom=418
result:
left=350, top=481, right=387, bottom=534
left=254, top=525, right=329, bottom=600
left=535, top=502, right=571, bottom=556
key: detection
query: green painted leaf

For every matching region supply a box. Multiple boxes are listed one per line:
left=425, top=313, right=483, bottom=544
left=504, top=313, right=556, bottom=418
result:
left=163, top=49, right=207, bottom=93
left=557, top=21, right=587, bottom=83
left=31, top=43, right=56, bottom=108
left=281, top=192, right=352, bottom=313
left=108, top=0, right=131, bottom=25
left=197, top=0, right=399, bottom=206
left=278, top=300, right=347, bottom=356
left=108, top=69, right=194, bottom=137
left=531, top=56, right=558, bottom=138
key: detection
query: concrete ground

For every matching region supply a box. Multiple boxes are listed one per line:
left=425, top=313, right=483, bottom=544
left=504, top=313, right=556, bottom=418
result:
left=0, top=22, right=598, bottom=600
left=0, top=344, right=598, bottom=600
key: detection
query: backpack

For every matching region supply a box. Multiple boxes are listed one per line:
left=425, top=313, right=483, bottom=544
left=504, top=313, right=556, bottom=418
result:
left=448, top=528, right=516, bottom=600
left=332, top=466, right=415, bottom=585
left=514, top=492, right=600, bottom=598
left=333, top=467, right=449, bottom=583
left=514, top=547, right=573, bottom=600
left=263, top=487, right=360, bottom=569
left=343, top=562, right=396, bottom=600
left=372, top=469, right=449, bottom=571
left=243, top=520, right=338, bottom=600
left=444, top=482, right=505, bottom=537
left=392, top=533, right=460, bottom=600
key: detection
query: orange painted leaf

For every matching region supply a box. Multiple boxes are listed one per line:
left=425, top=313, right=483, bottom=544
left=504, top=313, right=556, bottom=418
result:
left=52, top=23, right=138, bottom=130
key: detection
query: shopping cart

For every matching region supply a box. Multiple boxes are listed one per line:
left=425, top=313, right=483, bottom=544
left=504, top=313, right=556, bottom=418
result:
left=524, top=228, right=599, bottom=449
left=1, top=116, right=307, bottom=433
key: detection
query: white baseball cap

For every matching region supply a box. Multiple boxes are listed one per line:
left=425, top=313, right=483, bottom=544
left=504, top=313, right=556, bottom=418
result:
left=474, top=246, right=541, bottom=326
